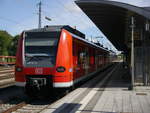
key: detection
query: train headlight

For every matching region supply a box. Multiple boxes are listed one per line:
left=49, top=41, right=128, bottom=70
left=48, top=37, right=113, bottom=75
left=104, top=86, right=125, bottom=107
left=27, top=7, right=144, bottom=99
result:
left=16, top=67, right=23, bottom=72
left=56, top=66, right=66, bottom=72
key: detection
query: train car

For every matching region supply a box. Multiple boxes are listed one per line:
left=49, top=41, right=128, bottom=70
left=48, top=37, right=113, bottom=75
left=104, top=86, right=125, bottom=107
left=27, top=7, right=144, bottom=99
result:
left=15, top=25, right=111, bottom=96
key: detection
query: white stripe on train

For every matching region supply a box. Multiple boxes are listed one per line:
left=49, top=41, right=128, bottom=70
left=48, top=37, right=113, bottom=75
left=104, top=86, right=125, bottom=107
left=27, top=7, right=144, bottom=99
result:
left=15, top=64, right=111, bottom=87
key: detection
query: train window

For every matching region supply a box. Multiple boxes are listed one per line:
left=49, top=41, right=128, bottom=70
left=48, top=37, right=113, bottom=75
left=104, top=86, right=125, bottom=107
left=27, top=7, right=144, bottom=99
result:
left=25, top=38, right=58, bottom=46
left=78, top=52, right=86, bottom=65
left=24, top=32, right=60, bottom=67
left=25, top=32, right=59, bottom=47
left=78, top=50, right=89, bottom=66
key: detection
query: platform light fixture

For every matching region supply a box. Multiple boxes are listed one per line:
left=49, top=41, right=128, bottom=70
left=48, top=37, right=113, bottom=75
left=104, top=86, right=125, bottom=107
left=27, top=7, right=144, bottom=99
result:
left=45, top=16, right=52, bottom=21
left=145, top=20, right=149, bottom=31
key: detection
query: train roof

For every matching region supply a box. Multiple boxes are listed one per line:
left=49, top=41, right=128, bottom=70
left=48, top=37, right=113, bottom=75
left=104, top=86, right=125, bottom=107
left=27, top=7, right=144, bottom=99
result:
left=71, top=32, right=110, bottom=53
left=25, top=25, right=85, bottom=39
left=25, top=25, right=111, bottom=54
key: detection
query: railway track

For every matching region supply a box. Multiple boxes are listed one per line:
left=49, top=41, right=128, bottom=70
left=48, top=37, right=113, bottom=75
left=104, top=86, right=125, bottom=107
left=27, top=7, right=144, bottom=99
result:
left=0, top=97, right=26, bottom=113
left=0, top=85, right=27, bottom=113
left=3, top=101, right=50, bottom=113
left=0, top=93, right=56, bottom=113
left=0, top=63, right=118, bottom=113
left=0, top=66, right=15, bottom=88
left=0, top=66, right=14, bottom=71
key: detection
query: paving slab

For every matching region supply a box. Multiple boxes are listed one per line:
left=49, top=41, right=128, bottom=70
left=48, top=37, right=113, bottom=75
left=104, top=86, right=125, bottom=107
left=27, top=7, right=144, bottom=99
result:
left=42, top=63, right=150, bottom=113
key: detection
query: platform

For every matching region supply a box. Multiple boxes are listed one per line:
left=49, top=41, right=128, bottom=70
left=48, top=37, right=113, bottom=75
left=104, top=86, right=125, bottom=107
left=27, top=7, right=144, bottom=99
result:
left=42, top=62, right=150, bottom=113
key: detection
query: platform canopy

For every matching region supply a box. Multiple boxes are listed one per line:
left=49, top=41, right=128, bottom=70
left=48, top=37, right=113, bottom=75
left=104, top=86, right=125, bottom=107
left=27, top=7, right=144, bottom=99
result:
left=75, top=0, right=150, bottom=52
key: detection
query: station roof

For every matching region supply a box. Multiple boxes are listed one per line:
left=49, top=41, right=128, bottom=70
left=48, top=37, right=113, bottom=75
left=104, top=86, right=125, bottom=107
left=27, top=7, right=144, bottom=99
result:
left=75, top=0, right=150, bottom=51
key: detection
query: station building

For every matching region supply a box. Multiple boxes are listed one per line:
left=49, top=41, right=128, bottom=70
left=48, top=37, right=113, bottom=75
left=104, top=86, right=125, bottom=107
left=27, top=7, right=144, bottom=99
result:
left=75, top=0, right=150, bottom=86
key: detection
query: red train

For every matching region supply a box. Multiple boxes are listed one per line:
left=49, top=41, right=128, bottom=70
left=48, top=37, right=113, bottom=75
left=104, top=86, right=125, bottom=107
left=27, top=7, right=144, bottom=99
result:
left=15, top=25, right=111, bottom=96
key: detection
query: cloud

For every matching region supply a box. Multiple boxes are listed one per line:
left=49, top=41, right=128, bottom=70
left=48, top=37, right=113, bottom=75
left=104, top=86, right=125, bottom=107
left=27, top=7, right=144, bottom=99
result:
left=42, top=0, right=96, bottom=32
left=109, top=0, right=150, bottom=7
left=64, top=1, right=83, bottom=14
left=7, top=1, right=107, bottom=43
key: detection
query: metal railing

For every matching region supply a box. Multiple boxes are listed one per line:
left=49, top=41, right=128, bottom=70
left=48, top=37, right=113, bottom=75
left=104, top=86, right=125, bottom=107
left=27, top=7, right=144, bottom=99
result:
left=0, top=56, right=16, bottom=65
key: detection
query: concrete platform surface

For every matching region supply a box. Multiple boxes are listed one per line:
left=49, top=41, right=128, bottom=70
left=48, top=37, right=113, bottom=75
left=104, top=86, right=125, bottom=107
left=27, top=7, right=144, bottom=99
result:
left=42, top=63, right=150, bottom=113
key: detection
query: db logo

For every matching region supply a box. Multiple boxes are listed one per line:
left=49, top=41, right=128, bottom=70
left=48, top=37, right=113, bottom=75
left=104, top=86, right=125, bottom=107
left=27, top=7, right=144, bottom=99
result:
left=35, top=68, right=43, bottom=74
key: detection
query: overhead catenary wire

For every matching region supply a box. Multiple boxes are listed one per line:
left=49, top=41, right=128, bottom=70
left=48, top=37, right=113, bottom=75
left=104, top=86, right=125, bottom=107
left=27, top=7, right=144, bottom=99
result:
left=0, top=0, right=116, bottom=52
left=55, top=0, right=93, bottom=27
left=43, top=0, right=92, bottom=29
left=41, top=9, right=72, bottom=25
left=42, top=5, right=76, bottom=26
left=0, top=16, right=19, bottom=24
left=43, top=0, right=101, bottom=43
left=45, top=0, right=117, bottom=52
left=43, top=0, right=115, bottom=51
left=55, top=0, right=115, bottom=50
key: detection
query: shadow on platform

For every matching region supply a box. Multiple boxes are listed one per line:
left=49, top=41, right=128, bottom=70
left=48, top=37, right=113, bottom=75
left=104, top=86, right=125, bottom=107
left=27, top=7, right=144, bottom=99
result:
left=79, top=62, right=131, bottom=89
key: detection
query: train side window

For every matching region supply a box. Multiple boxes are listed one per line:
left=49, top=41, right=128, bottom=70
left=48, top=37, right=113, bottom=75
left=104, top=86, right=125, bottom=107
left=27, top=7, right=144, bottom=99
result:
left=78, top=50, right=89, bottom=65
left=78, top=52, right=85, bottom=65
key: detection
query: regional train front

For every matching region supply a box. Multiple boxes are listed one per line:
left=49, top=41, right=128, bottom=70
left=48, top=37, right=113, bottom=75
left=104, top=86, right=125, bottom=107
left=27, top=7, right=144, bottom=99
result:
left=15, top=28, right=61, bottom=96
left=15, top=25, right=111, bottom=97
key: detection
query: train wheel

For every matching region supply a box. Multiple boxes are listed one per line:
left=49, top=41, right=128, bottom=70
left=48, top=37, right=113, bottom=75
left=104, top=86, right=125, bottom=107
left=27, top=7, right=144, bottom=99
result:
left=64, top=89, right=70, bottom=95
left=70, top=85, right=75, bottom=91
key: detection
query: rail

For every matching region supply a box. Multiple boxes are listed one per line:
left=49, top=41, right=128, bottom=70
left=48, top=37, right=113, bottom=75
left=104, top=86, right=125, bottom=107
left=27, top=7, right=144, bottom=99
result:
left=0, top=56, right=16, bottom=65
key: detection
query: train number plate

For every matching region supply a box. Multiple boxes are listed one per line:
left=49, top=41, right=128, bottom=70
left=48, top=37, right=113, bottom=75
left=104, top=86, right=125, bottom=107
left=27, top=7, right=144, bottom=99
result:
left=35, top=68, right=43, bottom=74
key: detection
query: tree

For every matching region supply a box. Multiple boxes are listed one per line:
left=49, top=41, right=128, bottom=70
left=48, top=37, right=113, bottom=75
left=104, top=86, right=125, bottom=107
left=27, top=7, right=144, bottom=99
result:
left=0, top=30, right=12, bottom=56
left=8, top=35, right=20, bottom=56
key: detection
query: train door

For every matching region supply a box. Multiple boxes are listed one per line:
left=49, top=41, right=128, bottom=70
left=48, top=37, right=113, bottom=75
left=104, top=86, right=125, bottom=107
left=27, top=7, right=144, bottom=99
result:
left=77, top=45, right=90, bottom=76
left=73, top=40, right=78, bottom=80
left=95, top=50, right=98, bottom=70
left=84, top=47, right=89, bottom=75
left=73, top=39, right=84, bottom=79
left=89, top=48, right=95, bottom=72
left=78, top=48, right=86, bottom=76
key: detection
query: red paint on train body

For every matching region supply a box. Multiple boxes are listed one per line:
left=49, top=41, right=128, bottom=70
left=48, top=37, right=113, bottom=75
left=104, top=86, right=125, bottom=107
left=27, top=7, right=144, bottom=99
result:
left=15, top=25, right=111, bottom=95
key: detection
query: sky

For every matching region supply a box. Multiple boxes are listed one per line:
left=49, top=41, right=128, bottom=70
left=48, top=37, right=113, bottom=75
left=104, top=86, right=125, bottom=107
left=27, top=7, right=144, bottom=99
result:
left=109, top=0, right=150, bottom=7
left=0, top=0, right=150, bottom=53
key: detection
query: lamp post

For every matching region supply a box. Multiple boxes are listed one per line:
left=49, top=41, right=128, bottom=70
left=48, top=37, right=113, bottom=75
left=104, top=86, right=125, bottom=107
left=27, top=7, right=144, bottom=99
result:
left=131, top=16, right=135, bottom=90
left=145, top=20, right=149, bottom=31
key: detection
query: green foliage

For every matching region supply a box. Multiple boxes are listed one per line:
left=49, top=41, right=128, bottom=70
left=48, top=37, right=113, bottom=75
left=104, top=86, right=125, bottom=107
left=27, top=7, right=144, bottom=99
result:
left=0, top=30, right=20, bottom=56
left=0, top=31, right=12, bottom=56
left=8, top=35, right=20, bottom=56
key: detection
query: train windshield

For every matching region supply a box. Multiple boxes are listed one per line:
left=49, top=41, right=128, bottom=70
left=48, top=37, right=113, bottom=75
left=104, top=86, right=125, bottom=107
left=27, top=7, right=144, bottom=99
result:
left=24, top=32, right=60, bottom=67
